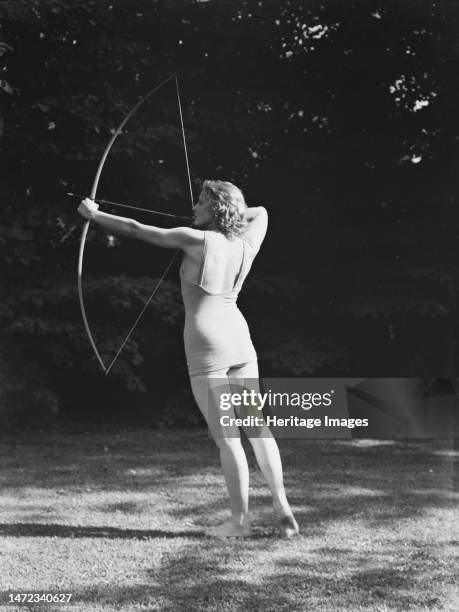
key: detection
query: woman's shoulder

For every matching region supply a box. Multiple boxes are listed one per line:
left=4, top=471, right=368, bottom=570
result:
left=204, top=229, right=237, bottom=247
left=204, top=230, right=259, bottom=260
left=207, top=230, right=251, bottom=254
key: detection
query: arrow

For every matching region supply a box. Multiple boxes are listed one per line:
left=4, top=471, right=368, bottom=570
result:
left=68, top=192, right=191, bottom=221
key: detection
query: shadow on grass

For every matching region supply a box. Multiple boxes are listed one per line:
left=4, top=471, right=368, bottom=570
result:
left=64, top=539, right=454, bottom=611
left=0, top=522, right=278, bottom=540
left=0, top=522, right=202, bottom=539
left=66, top=579, right=298, bottom=612
left=0, top=434, right=457, bottom=533
left=64, top=544, right=300, bottom=611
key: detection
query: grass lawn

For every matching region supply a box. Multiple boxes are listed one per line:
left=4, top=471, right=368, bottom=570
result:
left=0, top=430, right=457, bottom=611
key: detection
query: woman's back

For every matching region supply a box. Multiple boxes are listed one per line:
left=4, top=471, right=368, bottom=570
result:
left=180, top=230, right=259, bottom=374
left=181, top=230, right=257, bottom=307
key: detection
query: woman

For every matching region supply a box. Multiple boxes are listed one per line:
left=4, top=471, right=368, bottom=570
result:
left=78, top=180, right=299, bottom=538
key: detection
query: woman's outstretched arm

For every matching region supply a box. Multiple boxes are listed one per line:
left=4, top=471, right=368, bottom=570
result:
left=78, top=198, right=202, bottom=250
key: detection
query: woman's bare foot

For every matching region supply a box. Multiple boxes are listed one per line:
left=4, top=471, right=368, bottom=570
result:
left=205, top=520, right=251, bottom=538
left=278, top=514, right=299, bottom=538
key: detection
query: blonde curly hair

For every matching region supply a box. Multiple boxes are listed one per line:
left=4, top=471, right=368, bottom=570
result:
left=202, top=180, right=247, bottom=239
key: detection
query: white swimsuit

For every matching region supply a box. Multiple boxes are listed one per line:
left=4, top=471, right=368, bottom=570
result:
left=180, top=231, right=259, bottom=375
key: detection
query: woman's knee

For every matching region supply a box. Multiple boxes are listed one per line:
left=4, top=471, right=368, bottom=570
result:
left=214, top=434, right=243, bottom=453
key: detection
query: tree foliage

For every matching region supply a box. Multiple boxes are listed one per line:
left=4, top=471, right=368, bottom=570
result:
left=1, top=0, right=458, bottom=426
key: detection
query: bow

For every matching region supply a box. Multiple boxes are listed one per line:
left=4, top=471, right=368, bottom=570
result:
left=78, top=73, right=194, bottom=374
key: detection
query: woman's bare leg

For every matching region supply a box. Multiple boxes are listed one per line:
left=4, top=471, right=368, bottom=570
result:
left=190, top=368, right=251, bottom=536
left=227, top=361, right=299, bottom=536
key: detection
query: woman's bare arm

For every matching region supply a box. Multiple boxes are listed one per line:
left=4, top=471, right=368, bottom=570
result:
left=134, top=222, right=202, bottom=249
left=240, top=206, right=268, bottom=248
left=78, top=200, right=203, bottom=250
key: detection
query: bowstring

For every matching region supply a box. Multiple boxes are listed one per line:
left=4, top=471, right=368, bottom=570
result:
left=104, top=74, right=194, bottom=375
left=175, top=73, right=194, bottom=209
